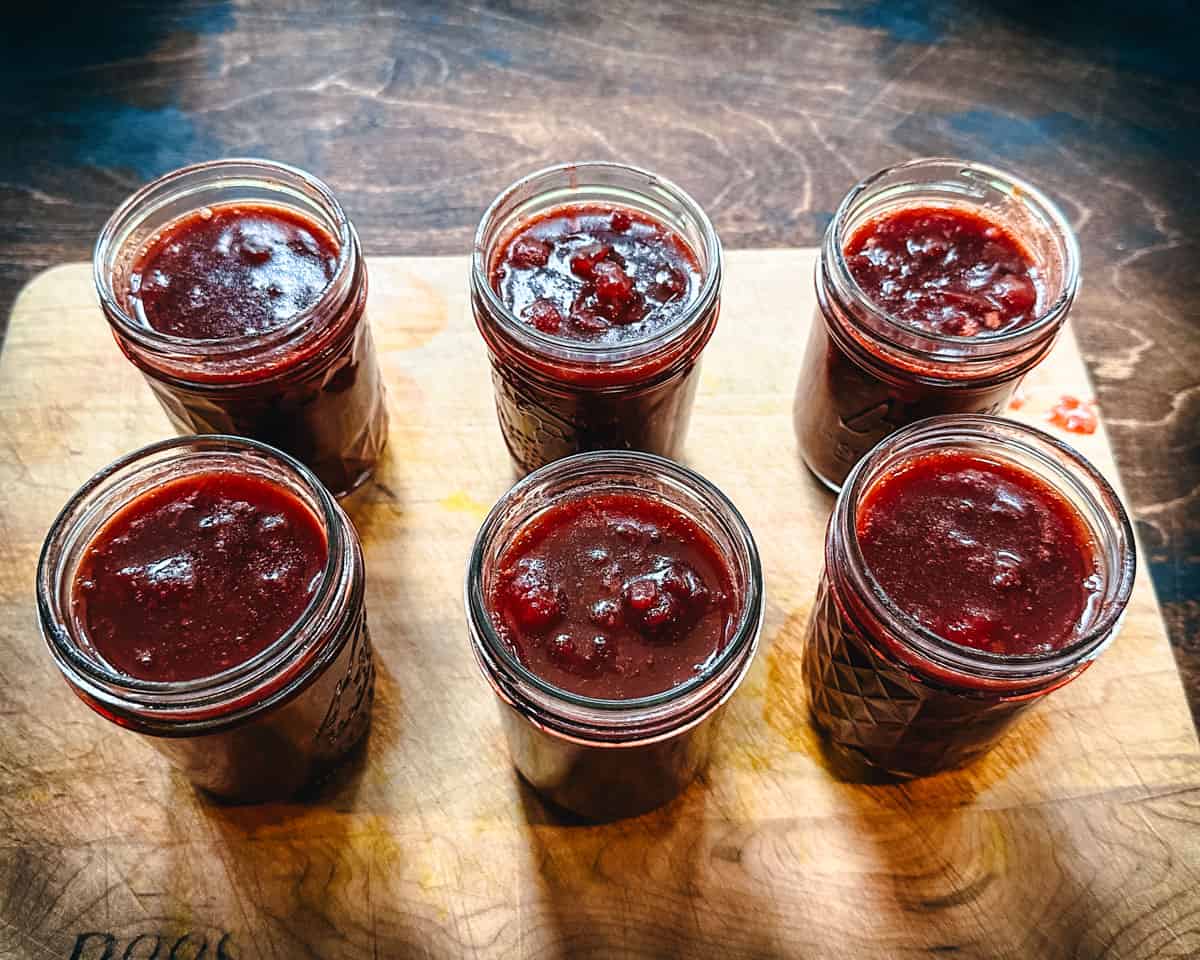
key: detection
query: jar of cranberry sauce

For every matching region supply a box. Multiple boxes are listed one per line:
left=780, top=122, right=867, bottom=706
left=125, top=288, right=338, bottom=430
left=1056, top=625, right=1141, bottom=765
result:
left=465, top=451, right=763, bottom=820
left=471, top=163, right=722, bottom=474
left=796, top=158, right=1080, bottom=491
left=803, top=416, right=1135, bottom=778
left=94, top=159, right=388, bottom=497
left=37, top=436, right=375, bottom=802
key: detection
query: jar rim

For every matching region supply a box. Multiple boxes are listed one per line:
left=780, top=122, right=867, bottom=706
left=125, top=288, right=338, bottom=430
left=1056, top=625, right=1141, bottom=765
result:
left=465, top=450, right=763, bottom=716
left=470, top=161, right=723, bottom=368
left=93, top=157, right=357, bottom=361
left=37, top=435, right=350, bottom=717
left=824, top=157, right=1081, bottom=361
left=834, top=415, right=1136, bottom=681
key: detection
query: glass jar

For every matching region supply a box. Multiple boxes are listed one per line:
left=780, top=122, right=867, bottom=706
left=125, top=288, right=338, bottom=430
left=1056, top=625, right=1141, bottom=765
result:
left=471, top=162, right=722, bottom=475
left=37, top=436, right=375, bottom=802
left=465, top=451, right=763, bottom=820
left=795, top=158, right=1080, bottom=491
left=94, top=159, right=388, bottom=497
left=803, top=415, right=1135, bottom=777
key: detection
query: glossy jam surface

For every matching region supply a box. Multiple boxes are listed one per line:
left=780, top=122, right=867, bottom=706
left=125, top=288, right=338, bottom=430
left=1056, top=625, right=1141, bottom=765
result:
left=857, top=450, right=1100, bottom=656
left=846, top=206, right=1041, bottom=337
left=488, top=492, right=738, bottom=699
left=490, top=203, right=702, bottom=344
left=72, top=472, right=328, bottom=682
left=130, top=203, right=339, bottom=340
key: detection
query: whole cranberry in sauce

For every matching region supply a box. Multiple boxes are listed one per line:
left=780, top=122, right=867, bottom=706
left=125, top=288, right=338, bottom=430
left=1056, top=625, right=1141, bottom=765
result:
left=490, top=203, right=702, bottom=343
left=845, top=206, right=1042, bottom=337
left=487, top=491, right=738, bottom=699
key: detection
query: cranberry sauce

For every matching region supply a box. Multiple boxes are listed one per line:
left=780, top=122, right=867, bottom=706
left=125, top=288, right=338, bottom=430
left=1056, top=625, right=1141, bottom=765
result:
left=487, top=491, right=738, bottom=699
left=72, top=471, right=328, bottom=682
left=796, top=203, right=1059, bottom=491
left=131, top=203, right=339, bottom=340
left=490, top=203, right=702, bottom=343
left=845, top=207, right=1041, bottom=337
left=857, top=450, right=1101, bottom=656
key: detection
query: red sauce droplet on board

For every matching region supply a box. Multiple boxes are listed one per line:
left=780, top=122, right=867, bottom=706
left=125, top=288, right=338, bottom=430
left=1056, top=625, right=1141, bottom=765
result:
left=1008, top=385, right=1027, bottom=410
left=1048, top=395, right=1098, bottom=435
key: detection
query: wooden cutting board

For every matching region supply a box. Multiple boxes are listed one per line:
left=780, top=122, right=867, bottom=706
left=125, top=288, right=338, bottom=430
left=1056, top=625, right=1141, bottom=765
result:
left=2, top=251, right=1197, bottom=960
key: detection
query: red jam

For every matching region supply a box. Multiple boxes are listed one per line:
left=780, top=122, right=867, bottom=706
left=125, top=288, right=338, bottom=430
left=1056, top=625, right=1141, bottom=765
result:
left=857, top=450, right=1101, bottom=656
left=71, top=472, right=327, bottom=682
left=490, top=203, right=702, bottom=343
left=846, top=207, right=1041, bottom=337
left=487, top=492, right=738, bottom=699
left=131, top=204, right=339, bottom=339
left=108, top=198, right=386, bottom=497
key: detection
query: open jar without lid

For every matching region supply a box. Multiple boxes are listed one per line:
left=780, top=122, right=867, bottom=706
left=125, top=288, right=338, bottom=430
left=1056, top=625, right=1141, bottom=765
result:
left=803, top=415, right=1135, bottom=777
left=795, top=158, right=1080, bottom=491
left=471, top=162, right=722, bottom=475
left=94, top=158, right=388, bottom=497
left=37, top=436, right=375, bottom=802
left=465, top=451, right=763, bottom=820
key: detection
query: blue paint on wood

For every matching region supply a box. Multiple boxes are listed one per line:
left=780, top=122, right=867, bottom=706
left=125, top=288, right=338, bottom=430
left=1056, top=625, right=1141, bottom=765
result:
left=26, top=102, right=225, bottom=181
left=938, top=109, right=1200, bottom=164
left=820, top=0, right=953, bottom=44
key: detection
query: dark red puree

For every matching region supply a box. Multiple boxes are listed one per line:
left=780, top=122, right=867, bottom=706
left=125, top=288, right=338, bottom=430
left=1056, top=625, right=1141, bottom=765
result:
left=72, top=472, right=328, bottom=682
left=488, top=492, right=737, bottom=699
left=131, top=203, right=339, bottom=339
left=857, top=451, right=1099, bottom=656
left=846, top=207, right=1041, bottom=337
left=490, top=203, right=702, bottom=342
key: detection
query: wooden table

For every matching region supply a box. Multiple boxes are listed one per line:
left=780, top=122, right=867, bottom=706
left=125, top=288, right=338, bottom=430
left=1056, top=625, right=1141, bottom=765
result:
left=1, top=3, right=1197, bottom=956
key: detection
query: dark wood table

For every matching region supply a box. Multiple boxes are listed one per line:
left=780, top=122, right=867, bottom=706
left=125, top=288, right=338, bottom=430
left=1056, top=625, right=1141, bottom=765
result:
left=3, top=0, right=1197, bottom=723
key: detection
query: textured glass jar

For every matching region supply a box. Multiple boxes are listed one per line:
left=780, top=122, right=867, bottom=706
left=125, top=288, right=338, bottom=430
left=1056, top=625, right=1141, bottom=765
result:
left=37, top=436, right=375, bottom=802
left=94, top=159, right=388, bottom=497
left=471, top=162, right=722, bottom=475
left=803, top=416, right=1135, bottom=777
left=465, top=451, right=763, bottom=820
left=795, top=158, right=1080, bottom=491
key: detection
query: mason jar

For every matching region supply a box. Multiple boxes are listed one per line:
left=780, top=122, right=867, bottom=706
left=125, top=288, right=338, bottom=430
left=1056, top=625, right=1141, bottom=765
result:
left=37, top=435, right=375, bottom=802
left=465, top=451, right=763, bottom=819
left=471, top=162, right=722, bottom=475
left=94, top=159, right=388, bottom=497
left=795, top=158, right=1080, bottom=491
left=803, top=415, right=1135, bottom=777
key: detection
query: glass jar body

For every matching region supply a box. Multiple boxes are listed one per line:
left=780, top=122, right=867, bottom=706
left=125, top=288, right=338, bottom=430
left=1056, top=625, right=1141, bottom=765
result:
left=37, top=436, right=376, bottom=802
left=795, top=158, right=1079, bottom=491
left=465, top=451, right=763, bottom=820
left=471, top=162, right=722, bottom=475
left=801, top=416, right=1134, bottom=778
left=481, top=336, right=709, bottom=474
left=95, top=159, right=389, bottom=497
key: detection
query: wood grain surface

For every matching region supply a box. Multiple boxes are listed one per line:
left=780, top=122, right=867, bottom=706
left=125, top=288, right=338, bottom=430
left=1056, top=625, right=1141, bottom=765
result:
left=0, top=252, right=1197, bottom=959
left=1, top=1, right=1196, bottom=730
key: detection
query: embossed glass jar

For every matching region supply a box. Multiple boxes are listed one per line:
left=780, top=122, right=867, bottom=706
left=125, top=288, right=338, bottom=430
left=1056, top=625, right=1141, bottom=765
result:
left=803, top=416, right=1135, bottom=777
left=795, top=158, right=1080, bottom=491
left=471, top=162, right=723, bottom=475
left=37, top=436, right=375, bottom=802
left=94, top=159, right=388, bottom=497
left=465, top=451, right=763, bottom=820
